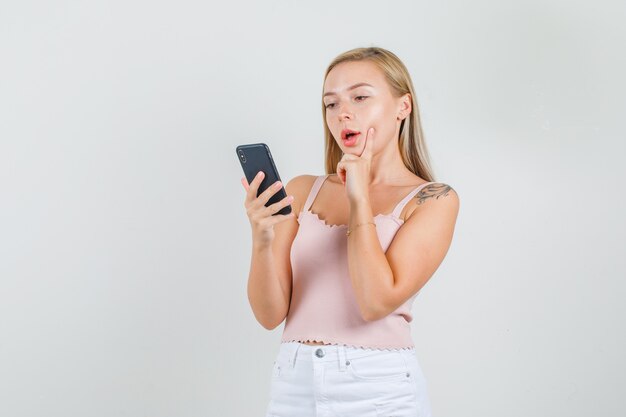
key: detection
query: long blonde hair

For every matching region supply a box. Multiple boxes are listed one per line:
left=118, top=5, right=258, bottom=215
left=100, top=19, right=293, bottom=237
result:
left=322, top=47, right=435, bottom=182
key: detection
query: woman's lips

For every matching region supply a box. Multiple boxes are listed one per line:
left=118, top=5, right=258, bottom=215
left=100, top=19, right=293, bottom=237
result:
left=342, top=133, right=361, bottom=147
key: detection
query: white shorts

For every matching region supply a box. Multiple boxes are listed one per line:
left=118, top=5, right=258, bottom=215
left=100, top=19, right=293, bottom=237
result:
left=265, top=341, right=432, bottom=417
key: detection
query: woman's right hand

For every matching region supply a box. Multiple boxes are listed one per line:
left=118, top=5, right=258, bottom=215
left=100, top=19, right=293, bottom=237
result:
left=241, top=171, right=295, bottom=246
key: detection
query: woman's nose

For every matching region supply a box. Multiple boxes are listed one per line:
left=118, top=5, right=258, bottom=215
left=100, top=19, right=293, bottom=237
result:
left=338, top=104, right=353, bottom=121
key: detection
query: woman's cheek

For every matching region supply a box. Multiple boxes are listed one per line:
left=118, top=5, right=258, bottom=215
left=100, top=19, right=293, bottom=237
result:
left=363, top=108, right=389, bottom=130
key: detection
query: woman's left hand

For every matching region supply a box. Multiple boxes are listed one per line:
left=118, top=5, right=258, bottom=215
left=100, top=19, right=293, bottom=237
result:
left=337, top=127, right=375, bottom=203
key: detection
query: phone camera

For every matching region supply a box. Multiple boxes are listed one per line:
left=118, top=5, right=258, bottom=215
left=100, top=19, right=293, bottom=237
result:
left=238, top=150, right=247, bottom=163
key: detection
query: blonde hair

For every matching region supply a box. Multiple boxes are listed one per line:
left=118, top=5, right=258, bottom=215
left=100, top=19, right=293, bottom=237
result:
left=322, top=46, right=435, bottom=182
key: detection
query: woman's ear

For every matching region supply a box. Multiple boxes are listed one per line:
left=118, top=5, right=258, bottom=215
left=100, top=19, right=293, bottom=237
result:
left=397, top=93, right=412, bottom=120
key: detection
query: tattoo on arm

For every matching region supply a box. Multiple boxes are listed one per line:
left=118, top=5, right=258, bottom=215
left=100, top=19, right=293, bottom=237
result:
left=414, top=184, right=453, bottom=205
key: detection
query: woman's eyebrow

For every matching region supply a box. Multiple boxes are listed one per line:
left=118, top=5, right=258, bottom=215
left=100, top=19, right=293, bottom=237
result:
left=323, top=82, right=374, bottom=97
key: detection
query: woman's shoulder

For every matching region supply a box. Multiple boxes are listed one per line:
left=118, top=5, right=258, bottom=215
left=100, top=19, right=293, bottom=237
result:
left=404, top=180, right=460, bottom=221
left=399, top=173, right=456, bottom=197
left=418, top=181, right=459, bottom=201
left=284, top=174, right=328, bottom=213
left=285, top=174, right=322, bottom=189
left=286, top=173, right=340, bottom=186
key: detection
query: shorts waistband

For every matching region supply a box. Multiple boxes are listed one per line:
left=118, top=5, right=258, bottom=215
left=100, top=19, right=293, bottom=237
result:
left=277, top=341, right=414, bottom=363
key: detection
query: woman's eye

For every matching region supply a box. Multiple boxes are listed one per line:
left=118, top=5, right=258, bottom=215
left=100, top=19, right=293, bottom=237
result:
left=324, top=96, right=368, bottom=109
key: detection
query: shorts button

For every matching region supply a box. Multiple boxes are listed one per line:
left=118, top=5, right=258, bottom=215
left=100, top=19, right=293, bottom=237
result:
left=315, top=348, right=325, bottom=358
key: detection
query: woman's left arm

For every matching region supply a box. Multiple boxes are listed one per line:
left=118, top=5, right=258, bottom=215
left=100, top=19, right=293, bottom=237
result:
left=347, top=185, right=460, bottom=321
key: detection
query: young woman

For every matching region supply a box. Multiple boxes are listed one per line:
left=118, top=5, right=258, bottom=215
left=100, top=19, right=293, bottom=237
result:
left=241, top=47, right=459, bottom=417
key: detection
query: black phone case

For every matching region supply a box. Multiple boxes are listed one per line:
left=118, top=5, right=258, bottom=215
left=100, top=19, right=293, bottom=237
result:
left=236, top=143, right=292, bottom=215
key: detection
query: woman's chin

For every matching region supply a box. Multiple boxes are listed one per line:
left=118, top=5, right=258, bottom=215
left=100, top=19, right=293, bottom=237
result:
left=339, top=143, right=361, bottom=153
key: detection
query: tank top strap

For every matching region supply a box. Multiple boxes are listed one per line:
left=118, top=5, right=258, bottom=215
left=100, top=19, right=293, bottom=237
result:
left=302, top=174, right=330, bottom=212
left=391, top=181, right=437, bottom=218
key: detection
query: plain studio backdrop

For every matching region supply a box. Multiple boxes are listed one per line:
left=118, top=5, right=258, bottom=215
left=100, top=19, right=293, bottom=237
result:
left=1, top=0, right=624, bottom=416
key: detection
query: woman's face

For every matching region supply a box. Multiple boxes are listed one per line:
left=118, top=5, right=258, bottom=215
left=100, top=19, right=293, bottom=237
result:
left=323, top=60, right=409, bottom=156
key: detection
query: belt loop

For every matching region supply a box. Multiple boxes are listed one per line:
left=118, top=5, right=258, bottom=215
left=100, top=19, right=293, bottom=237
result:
left=291, top=343, right=301, bottom=368
left=338, top=344, right=347, bottom=372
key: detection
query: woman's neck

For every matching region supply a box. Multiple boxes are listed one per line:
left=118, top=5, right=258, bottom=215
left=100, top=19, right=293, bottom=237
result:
left=368, top=143, right=416, bottom=186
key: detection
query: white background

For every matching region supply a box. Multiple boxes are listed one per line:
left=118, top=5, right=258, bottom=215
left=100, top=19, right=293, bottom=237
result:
left=1, top=1, right=624, bottom=416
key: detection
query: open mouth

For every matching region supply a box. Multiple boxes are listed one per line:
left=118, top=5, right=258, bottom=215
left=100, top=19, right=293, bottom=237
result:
left=341, top=129, right=361, bottom=141
left=341, top=130, right=361, bottom=146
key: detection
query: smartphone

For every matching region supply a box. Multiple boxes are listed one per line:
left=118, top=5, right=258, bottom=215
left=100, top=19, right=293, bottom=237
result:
left=236, top=143, right=292, bottom=215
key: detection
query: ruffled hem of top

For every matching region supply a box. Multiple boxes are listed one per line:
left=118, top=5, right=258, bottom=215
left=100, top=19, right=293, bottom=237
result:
left=297, top=210, right=403, bottom=228
left=280, top=337, right=415, bottom=351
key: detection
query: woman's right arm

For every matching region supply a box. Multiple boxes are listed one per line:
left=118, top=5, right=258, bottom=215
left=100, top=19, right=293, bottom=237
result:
left=242, top=173, right=312, bottom=330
